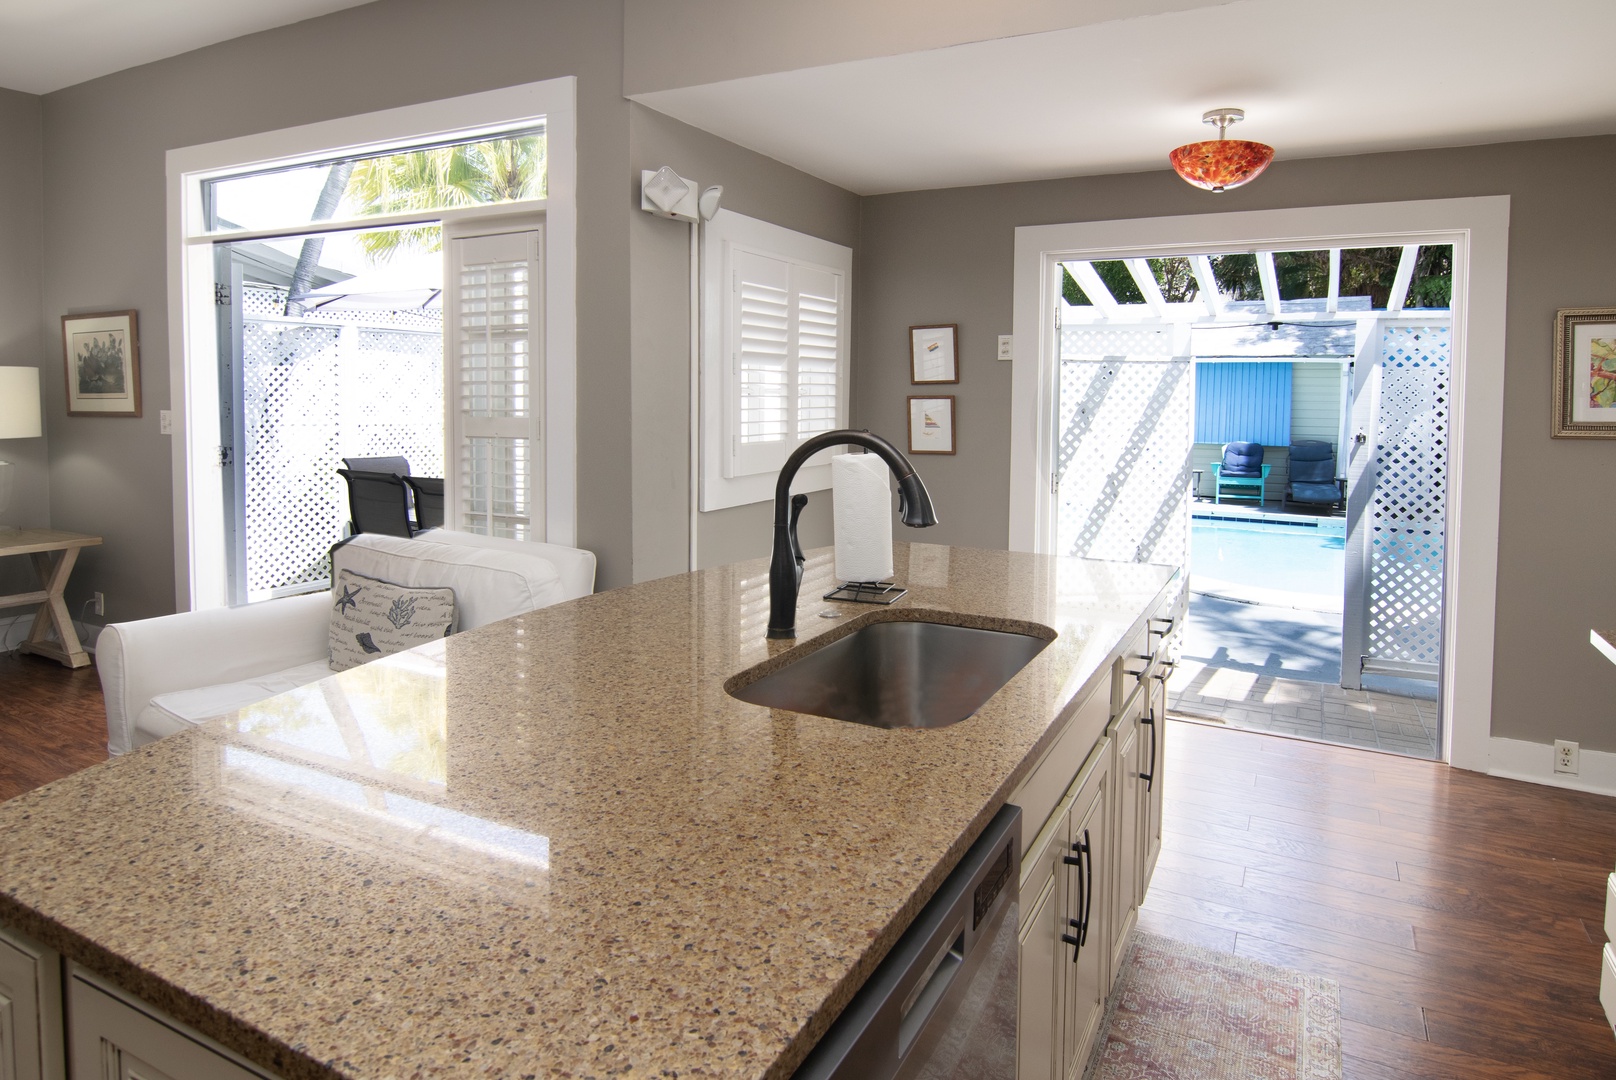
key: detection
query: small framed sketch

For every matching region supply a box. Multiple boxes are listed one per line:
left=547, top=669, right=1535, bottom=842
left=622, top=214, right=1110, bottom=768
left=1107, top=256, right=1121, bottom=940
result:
left=1554, top=307, right=1616, bottom=437
left=910, top=324, right=959, bottom=384
left=908, top=395, right=956, bottom=455
left=62, top=310, right=141, bottom=417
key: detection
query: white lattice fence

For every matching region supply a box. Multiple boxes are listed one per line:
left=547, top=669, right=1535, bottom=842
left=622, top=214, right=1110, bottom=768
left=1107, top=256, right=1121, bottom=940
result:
left=1055, top=346, right=1191, bottom=568
left=1365, top=326, right=1449, bottom=672
left=241, top=285, right=443, bottom=599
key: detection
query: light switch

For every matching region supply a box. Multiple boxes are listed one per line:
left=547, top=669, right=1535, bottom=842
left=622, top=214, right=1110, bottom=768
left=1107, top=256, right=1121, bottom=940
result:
left=159, top=410, right=172, bottom=435
left=997, top=335, right=1013, bottom=361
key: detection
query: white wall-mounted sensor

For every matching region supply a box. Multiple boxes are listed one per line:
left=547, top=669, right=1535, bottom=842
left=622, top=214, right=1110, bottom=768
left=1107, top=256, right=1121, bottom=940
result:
left=641, top=167, right=700, bottom=222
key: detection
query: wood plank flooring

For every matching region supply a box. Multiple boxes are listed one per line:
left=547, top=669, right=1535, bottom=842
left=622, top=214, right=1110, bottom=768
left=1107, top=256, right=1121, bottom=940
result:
left=0, top=649, right=108, bottom=802
left=1144, top=720, right=1616, bottom=1079
left=3, top=657, right=1616, bottom=1076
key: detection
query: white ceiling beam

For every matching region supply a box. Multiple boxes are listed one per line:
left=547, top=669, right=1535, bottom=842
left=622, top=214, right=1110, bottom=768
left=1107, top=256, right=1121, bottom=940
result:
left=1066, top=261, right=1120, bottom=319
left=1256, top=251, right=1282, bottom=318
left=1124, top=258, right=1169, bottom=319
left=1326, top=249, right=1341, bottom=315
left=1190, top=255, right=1223, bottom=318
left=1387, top=244, right=1421, bottom=313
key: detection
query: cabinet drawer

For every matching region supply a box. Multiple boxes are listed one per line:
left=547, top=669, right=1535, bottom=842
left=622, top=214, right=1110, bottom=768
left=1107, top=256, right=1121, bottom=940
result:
left=1011, top=686, right=1110, bottom=854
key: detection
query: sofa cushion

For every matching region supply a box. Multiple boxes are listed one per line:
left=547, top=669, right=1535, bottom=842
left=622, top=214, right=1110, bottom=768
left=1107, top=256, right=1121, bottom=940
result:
left=141, top=659, right=338, bottom=739
left=332, top=533, right=566, bottom=630
left=328, top=569, right=457, bottom=672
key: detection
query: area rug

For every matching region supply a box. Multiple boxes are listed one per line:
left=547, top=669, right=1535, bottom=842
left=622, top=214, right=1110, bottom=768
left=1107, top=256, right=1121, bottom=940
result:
left=1081, top=931, right=1342, bottom=1080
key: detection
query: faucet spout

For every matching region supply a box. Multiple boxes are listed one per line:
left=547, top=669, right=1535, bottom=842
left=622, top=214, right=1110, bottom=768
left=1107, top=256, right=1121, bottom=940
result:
left=767, top=429, right=937, bottom=639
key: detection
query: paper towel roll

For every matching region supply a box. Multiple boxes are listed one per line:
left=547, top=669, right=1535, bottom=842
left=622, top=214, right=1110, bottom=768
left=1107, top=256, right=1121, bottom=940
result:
left=833, top=452, right=894, bottom=583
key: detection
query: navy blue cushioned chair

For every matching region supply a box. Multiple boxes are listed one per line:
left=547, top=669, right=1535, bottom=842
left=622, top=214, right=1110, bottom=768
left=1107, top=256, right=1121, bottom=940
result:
left=1283, top=441, right=1344, bottom=512
left=1210, top=441, right=1271, bottom=504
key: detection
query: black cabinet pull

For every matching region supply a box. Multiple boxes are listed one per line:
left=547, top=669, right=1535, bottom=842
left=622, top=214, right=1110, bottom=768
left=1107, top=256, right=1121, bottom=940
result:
left=1140, top=710, right=1157, bottom=792
left=1065, top=832, right=1091, bottom=962
left=1148, top=617, right=1175, bottom=637
left=1079, top=828, right=1094, bottom=945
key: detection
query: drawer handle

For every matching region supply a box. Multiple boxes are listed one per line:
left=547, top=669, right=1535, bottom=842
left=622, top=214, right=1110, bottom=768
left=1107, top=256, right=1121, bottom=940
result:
left=1140, top=710, right=1157, bottom=792
left=1062, top=831, right=1092, bottom=962
left=1149, top=617, right=1176, bottom=636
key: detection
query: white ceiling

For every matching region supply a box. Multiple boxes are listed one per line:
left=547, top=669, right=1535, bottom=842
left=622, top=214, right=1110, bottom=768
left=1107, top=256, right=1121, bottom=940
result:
left=634, top=0, right=1616, bottom=195
left=0, top=0, right=373, bottom=94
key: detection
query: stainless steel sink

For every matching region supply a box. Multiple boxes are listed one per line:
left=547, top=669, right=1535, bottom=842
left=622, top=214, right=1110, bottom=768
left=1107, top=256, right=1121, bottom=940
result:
left=726, top=618, right=1052, bottom=729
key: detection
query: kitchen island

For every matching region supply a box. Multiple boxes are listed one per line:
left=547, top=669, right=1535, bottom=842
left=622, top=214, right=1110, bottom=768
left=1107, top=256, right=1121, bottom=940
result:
left=0, top=543, right=1177, bottom=1080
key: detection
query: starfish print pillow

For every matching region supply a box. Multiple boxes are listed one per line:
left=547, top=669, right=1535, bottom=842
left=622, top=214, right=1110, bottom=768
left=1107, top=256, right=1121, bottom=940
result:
left=328, top=568, right=458, bottom=671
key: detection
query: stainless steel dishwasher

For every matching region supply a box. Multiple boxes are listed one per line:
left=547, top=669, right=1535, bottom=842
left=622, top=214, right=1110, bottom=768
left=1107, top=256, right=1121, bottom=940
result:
left=793, top=802, right=1021, bottom=1080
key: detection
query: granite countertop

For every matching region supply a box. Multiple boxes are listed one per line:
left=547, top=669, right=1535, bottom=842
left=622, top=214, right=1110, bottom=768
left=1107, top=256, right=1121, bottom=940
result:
left=0, top=543, right=1175, bottom=1080
left=1592, top=628, right=1616, bottom=667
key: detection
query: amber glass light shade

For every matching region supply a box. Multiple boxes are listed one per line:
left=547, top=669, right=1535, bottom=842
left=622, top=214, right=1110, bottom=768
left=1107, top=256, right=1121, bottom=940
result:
left=1169, top=139, right=1275, bottom=192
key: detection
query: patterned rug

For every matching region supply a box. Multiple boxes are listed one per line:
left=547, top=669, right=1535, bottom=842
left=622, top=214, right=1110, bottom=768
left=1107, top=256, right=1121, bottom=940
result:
left=1082, top=932, right=1342, bottom=1080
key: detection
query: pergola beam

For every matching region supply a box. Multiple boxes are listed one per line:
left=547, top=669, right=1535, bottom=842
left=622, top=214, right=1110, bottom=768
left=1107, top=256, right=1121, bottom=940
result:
left=1190, top=255, right=1223, bottom=318
left=1256, top=250, right=1282, bottom=318
left=1387, top=244, right=1421, bottom=314
left=1066, top=261, right=1120, bottom=319
left=1125, top=258, right=1169, bottom=319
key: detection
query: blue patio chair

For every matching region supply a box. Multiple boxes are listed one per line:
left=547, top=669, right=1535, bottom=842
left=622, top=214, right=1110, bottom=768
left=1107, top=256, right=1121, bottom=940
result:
left=1283, top=440, right=1345, bottom=512
left=1210, top=442, right=1270, bottom=504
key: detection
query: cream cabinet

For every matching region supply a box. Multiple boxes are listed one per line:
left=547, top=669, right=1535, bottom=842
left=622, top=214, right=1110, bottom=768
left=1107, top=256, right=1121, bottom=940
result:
left=0, top=926, right=65, bottom=1080
left=67, top=969, right=275, bottom=1080
left=1016, top=741, right=1111, bottom=1080
left=1105, top=682, right=1146, bottom=985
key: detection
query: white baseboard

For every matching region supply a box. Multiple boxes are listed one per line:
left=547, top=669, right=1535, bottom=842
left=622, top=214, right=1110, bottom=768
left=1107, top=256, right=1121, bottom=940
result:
left=1488, top=736, right=1616, bottom=798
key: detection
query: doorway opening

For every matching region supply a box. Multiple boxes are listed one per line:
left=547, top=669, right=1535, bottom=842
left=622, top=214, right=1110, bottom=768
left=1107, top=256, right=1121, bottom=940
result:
left=1009, top=198, right=1515, bottom=768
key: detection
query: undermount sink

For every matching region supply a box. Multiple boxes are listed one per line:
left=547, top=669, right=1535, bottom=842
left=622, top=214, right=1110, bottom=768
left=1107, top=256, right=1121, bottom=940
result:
left=726, top=617, right=1053, bottom=729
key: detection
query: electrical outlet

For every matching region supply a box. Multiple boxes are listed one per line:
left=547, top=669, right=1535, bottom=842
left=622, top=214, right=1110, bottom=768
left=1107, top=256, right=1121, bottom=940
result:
left=91, top=592, right=104, bottom=617
left=1554, top=739, right=1579, bottom=774
left=997, top=335, right=1014, bottom=361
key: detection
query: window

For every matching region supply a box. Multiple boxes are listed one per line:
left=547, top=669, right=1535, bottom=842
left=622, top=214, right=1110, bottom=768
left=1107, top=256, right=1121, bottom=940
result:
left=701, top=211, right=851, bottom=510
left=168, top=78, right=577, bottom=611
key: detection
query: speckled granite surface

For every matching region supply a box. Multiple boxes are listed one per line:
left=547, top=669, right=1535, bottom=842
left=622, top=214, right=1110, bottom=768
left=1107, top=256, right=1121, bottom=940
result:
left=0, top=543, right=1174, bottom=1080
left=1593, top=628, right=1616, bottom=667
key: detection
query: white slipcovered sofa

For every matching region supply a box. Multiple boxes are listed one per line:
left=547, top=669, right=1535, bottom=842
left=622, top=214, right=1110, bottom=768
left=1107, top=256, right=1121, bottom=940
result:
left=98, top=530, right=596, bottom=755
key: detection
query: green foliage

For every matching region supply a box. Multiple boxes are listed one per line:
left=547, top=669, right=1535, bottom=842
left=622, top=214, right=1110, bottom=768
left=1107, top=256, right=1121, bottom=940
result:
left=347, top=135, right=547, bottom=262
left=1062, top=266, right=1089, bottom=306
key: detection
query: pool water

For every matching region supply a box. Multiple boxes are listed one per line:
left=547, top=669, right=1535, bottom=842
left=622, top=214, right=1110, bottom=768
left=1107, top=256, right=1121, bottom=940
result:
left=1191, top=517, right=1344, bottom=595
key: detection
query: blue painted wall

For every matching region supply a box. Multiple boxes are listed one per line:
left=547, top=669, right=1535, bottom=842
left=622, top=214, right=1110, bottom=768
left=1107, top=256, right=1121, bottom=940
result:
left=1195, top=362, right=1292, bottom=445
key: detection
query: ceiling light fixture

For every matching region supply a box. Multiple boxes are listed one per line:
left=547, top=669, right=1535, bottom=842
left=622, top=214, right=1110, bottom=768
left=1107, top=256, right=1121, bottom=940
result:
left=1169, top=108, right=1274, bottom=193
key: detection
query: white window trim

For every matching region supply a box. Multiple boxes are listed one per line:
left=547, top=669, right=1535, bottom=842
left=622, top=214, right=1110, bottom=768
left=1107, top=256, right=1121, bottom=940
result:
left=165, top=77, right=577, bottom=611
left=700, top=210, right=852, bottom=510
left=1009, top=196, right=1510, bottom=774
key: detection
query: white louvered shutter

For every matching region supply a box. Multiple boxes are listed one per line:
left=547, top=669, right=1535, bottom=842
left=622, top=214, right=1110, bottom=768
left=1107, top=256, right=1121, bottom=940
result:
left=726, top=250, right=846, bottom=479
left=449, top=229, right=543, bottom=539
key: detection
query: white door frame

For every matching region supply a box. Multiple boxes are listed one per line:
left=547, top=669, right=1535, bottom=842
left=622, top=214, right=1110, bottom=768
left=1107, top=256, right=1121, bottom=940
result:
left=165, top=78, right=578, bottom=612
left=1010, top=197, right=1510, bottom=772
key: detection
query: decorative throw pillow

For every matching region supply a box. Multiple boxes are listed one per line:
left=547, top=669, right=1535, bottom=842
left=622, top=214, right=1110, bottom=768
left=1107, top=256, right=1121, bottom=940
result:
left=328, top=568, right=458, bottom=672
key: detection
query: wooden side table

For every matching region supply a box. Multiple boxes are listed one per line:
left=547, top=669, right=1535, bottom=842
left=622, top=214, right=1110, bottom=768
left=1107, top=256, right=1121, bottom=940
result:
left=0, top=529, right=103, bottom=669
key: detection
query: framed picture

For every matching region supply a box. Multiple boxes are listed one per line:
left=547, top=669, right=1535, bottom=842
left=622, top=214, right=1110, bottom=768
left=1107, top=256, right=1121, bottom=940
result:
left=908, top=395, right=956, bottom=454
left=1554, top=307, right=1616, bottom=437
left=62, top=310, right=141, bottom=417
left=910, top=324, right=959, bottom=384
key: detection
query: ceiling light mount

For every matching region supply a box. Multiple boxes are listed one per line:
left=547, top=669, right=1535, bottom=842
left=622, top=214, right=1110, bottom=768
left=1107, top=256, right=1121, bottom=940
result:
left=1169, top=107, right=1274, bottom=193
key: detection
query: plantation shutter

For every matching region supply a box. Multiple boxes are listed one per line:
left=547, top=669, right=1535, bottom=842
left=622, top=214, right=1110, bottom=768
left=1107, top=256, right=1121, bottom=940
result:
left=449, top=228, right=544, bottom=539
left=727, top=251, right=846, bottom=479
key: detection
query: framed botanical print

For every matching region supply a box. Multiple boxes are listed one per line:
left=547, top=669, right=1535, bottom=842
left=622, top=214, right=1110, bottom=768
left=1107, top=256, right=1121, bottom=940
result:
left=62, top=310, right=141, bottom=417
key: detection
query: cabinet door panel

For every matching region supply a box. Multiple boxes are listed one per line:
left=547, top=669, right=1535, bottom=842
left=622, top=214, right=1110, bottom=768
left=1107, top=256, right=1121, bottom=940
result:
left=1141, top=674, right=1166, bottom=892
left=68, top=975, right=269, bottom=1080
left=1108, top=695, right=1144, bottom=985
left=1062, top=760, right=1109, bottom=1079
left=0, top=928, right=61, bottom=1080
left=1017, top=873, right=1062, bottom=1080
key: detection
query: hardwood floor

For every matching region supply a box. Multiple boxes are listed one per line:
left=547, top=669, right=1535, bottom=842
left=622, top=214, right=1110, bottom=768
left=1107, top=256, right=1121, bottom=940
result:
left=3, top=658, right=1615, bottom=1076
left=0, top=648, right=108, bottom=802
left=1146, top=719, right=1616, bottom=1079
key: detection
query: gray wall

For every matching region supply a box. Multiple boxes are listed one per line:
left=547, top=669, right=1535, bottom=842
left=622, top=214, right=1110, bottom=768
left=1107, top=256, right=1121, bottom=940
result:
left=0, top=88, right=45, bottom=533
left=38, top=0, right=633, bottom=622
left=627, top=104, right=860, bottom=576
left=855, top=135, right=1616, bottom=751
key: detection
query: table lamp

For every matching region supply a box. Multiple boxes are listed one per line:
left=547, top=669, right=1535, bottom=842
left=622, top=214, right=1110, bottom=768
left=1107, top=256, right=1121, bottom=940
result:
left=0, top=366, right=43, bottom=520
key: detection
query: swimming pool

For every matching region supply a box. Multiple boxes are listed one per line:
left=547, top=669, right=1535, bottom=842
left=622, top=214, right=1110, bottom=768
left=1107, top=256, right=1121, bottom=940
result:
left=1191, top=516, right=1344, bottom=595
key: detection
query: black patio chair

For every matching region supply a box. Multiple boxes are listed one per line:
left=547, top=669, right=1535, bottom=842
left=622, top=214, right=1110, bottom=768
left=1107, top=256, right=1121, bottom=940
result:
left=404, top=476, right=445, bottom=531
left=337, top=468, right=416, bottom=538
left=341, top=455, right=411, bottom=476
left=1283, top=441, right=1345, bottom=512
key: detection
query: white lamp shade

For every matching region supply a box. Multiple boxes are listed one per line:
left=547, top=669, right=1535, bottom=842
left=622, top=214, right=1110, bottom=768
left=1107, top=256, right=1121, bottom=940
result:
left=0, top=367, right=42, bottom=439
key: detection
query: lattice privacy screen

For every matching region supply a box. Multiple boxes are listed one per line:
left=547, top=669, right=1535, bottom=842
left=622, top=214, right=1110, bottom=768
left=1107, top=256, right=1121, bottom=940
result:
left=1364, top=326, right=1449, bottom=674
left=240, top=285, right=444, bottom=599
left=1056, top=327, right=1191, bottom=568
